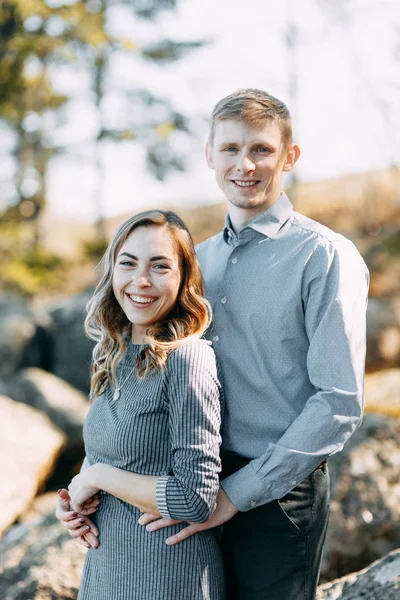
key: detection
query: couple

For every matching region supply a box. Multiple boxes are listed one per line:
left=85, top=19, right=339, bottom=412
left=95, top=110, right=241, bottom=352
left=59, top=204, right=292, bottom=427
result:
left=56, top=89, right=369, bottom=600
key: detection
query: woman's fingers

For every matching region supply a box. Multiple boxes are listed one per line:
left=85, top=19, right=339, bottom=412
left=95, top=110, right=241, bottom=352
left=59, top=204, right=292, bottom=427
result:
left=82, top=531, right=100, bottom=549
left=61, top=516, right=99, bottom=537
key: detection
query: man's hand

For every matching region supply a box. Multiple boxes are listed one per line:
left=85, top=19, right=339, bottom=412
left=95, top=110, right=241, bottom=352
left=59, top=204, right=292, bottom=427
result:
left=56, top=488, right=100, bottom=549
left=138, top=488, right=238, bottom=545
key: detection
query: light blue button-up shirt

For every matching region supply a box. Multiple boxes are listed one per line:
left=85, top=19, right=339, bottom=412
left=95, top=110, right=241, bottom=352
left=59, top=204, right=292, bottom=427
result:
left=196, top=193, right=369, bottom=511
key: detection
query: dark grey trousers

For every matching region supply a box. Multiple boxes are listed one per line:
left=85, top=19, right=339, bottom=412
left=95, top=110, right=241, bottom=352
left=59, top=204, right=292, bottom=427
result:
left=220, top=455, right=330, bottom=600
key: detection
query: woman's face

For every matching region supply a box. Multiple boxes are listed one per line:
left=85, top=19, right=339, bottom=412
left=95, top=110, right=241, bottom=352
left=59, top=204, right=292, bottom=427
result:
left=112, top=225, right=182, bottom=343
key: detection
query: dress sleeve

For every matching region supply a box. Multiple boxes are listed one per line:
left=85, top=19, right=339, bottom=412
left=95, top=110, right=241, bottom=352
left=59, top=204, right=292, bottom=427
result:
left=221, top=238, right=369, bottom=511
left=80, top=456, right=91, bottom=472
left=155, top=340, right=223, bottom=523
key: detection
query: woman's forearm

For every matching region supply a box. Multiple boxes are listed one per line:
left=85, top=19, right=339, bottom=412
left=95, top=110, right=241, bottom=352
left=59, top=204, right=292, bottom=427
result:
left=91, top=464, right=160, bottom=515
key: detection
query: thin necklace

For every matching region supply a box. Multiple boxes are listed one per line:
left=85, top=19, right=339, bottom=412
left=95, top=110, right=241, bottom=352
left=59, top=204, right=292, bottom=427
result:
left=113, top=355, right=133, bottom=401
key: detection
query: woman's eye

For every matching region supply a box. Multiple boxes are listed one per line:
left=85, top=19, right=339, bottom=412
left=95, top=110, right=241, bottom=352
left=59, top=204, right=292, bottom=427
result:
left=153, top=264, right=169, bottom=270
left=120, top=261, right=135, bottom=267
left=224, top=147, right=237, bottom=152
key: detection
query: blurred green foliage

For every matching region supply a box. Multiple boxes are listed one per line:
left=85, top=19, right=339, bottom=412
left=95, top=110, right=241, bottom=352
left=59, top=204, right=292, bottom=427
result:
left=81, top=236, right=109, bottom=262
left=2, top=246, right=65, bottom=297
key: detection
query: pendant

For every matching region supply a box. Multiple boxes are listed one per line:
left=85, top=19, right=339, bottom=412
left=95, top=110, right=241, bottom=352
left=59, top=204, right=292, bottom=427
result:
left=113, top=388, right=120, bottom=401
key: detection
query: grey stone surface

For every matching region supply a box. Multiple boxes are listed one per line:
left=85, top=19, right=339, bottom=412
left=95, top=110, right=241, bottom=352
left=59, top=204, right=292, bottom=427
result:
left=0, top=396, right=65, bottom=536
left=0, top=295, right=53, bottom=380
left=317, top=549, right=400, bottom=599
left=6, top=368, right=89, bottom=460
left=0, top=513, right=86, bottom=599
left=47, top=290, right=94, bottom=393
left=322, top=414, right=400, bottom=581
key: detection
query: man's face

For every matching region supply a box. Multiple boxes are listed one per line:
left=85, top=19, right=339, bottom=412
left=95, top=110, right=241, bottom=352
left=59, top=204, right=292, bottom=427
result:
left=206, top=119, right=298, bottom=218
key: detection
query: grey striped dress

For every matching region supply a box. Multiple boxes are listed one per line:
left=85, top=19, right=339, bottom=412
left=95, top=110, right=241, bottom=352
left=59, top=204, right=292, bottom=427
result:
left=78, top=339, right=225, bottom=600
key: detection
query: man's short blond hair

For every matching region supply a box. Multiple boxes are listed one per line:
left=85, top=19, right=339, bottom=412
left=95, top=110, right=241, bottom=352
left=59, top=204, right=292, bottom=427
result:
left=209, top=89, right=292, bottom=153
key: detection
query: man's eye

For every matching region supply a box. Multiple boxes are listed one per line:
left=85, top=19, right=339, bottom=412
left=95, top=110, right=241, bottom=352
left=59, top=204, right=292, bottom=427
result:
left=224, top=147, right=237, bottom=152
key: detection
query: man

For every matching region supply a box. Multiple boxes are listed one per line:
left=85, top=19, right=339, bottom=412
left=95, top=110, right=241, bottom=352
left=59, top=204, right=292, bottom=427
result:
left=57, top=89, right=369, bottom=599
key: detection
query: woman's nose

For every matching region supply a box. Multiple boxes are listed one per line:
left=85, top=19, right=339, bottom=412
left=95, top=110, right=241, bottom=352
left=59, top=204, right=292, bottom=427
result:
left=133, top=272, right=151, bottom=287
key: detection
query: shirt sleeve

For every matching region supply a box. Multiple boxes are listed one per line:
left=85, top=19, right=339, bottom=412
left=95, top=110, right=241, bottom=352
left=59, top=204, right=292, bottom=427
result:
left=221, top=237, right=369, bottom=511
left=155, top=340, right=223, bottom=522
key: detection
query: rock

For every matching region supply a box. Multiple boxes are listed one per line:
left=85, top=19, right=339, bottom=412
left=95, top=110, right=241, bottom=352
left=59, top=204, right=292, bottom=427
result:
left=317, top=549, right=400, bottom=599
left=0, top=512, right=86, bottom=599
left=6, top=368, right=89, bottom=460
left=364, top=369, right=400, bottom=417
left=366, top=297, right=400, bottom=369
left=321, top=414, right=400, bottom=582
left=0, top=295, right=53, bottom=380
left=0, top=396, right=66, bottom=536
left=18, top=491, right=59, bottom=525
left=47, top=290, right=94, bottom=394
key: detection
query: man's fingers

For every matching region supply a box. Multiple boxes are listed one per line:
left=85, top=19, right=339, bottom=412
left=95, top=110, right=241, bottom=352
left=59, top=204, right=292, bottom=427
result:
left=143, top=517, right=183, bottom=531
left=166, top=524, right=202, bottom=546
left=138, top=513, right=161, bottom=526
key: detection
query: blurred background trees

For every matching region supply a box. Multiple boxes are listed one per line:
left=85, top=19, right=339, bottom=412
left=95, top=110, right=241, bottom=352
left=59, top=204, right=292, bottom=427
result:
left=0, top=0, right=205, bottom=295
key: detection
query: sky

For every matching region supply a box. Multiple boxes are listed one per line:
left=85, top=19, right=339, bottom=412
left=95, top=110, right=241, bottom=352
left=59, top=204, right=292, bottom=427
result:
left=3, top=0, right=400, bottom=221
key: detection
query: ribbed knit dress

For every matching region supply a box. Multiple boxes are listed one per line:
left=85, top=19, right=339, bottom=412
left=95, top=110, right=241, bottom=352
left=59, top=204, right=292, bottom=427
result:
left=78, top=339, right=225, bottom=600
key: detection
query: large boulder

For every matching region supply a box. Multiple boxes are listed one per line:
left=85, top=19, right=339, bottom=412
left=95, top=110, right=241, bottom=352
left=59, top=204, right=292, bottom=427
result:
left=0, top=395, right=65, bottom=536
left=366, top=297, right=400, bottom=369
left=364, top=368, right=400, bottom=417
left=6, top=368, right=89, bottom=460
left=0, top=513, right=86, bottom=599
left=0, top=295, right=54, bottom=380
left=321, top=413, right=400, bottom=582
left=47, top=290, right=94, bottom=394
left=317, top=549, right=400, bottom=599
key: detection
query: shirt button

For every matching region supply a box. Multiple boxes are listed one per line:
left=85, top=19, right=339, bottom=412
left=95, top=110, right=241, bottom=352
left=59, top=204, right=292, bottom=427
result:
left=212, top=335, right=219, bottom=342
left=290, top=480, right=297, bottom=486
left=231, top=257, right=238, bottom=264
left=221, top=297, right=227, bottom=304
left=250, top=500, right=256, bottom=508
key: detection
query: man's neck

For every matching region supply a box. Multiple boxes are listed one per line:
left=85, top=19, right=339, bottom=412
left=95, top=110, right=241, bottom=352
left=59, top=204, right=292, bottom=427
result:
left=227, top=193, right=282, bottom=234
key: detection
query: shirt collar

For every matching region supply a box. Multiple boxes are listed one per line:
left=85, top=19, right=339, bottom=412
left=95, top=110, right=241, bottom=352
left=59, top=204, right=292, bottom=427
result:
left=223, top=192, right=293, bottom=242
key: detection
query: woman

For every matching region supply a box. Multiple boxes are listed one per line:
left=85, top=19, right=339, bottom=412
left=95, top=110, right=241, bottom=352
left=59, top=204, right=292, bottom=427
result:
left=58, top=210, right=225, bottom=600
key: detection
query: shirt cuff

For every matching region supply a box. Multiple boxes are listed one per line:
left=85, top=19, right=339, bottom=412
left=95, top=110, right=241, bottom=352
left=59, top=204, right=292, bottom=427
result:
left=155, top=475, right=172, bottom=518
left=221, top=463, right=272, bottom=512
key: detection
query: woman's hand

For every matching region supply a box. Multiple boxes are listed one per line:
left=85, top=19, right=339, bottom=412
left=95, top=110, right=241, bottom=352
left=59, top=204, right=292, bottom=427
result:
left=68, top=465, right=101, bottom=513
left=56, top=488, right=100, bottom=549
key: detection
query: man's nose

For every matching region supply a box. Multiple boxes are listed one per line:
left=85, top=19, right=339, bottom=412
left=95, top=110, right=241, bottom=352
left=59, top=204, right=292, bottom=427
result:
left=236, top=152, right=255, bottom=172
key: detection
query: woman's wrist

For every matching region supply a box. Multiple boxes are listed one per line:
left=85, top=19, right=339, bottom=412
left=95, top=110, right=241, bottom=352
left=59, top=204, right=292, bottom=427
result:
left=89, top=463, right=107, bottom=490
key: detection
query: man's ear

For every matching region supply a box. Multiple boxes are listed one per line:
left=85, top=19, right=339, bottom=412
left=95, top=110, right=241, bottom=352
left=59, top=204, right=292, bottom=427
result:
left=205, top=143, right=215, bottom=169
left=282, top=144, right=300, bottom=172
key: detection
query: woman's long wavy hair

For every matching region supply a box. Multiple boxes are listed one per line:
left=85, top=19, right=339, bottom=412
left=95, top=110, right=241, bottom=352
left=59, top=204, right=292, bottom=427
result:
left=85, top=210, right=212, bottom=400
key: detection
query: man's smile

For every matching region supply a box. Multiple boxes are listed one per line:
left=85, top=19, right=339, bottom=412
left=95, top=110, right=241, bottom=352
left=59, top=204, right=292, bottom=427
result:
left=232, top=180, right=260, bottom=188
